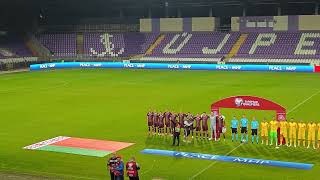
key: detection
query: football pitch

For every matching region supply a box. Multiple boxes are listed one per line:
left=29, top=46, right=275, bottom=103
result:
left=1, top=69, right=320, bottom=180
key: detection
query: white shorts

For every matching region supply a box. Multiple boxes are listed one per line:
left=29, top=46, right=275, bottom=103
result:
left=222, top=127, right=227, bottom=133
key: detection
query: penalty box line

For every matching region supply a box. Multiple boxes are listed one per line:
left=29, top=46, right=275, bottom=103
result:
left=190, top=89, right=320, bottom=179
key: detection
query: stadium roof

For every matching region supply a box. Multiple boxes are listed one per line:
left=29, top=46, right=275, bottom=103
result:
left=1, top=0, right=320, bottom=29
left=34, top=0, right=320, bottom=8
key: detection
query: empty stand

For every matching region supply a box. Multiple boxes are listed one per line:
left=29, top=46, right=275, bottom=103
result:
left=0, top=37, right=32, bottom=59
left=34, top=31, right=320, bottom=64
left=37, top=33, right=77, bottom=57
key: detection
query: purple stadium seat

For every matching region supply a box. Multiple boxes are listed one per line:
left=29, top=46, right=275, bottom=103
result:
left=37, top=33, right=77, bottom=57
left=84, top=33, right=159, bottom=57
left=35, top=31, right=320, bottom=63
left=0, top=38, right=32, bottom=59
left=146, top=32, right=240, bottom=58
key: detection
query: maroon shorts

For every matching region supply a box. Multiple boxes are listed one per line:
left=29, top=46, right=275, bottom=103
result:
left=196, top=127, right=201, bottom=131
left=202, top=126, right=208, bottom=131
left=165, top=123, right=170, bottom=127
left=158, top=124, right=164, bottom=128
left=153, top=123, right=158, bottom=127
left=148, top=122, right=153, bottom=126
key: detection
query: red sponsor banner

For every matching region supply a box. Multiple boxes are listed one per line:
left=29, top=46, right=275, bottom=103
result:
left=314, top=66, right=320, bottom=73
left=211, top=96, right=286, bottom=120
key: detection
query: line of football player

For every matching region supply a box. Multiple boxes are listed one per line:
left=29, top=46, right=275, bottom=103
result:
left=147, top=111, right=320, bottom=149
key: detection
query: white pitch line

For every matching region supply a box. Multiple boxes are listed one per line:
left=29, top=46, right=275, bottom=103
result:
left=287, top=89, right=320, bottom=114
left=189, top=143, right=243, bottom=180
left=140, top=159, right=156, bottom=175
left=190, top=89, right=320, bottom=179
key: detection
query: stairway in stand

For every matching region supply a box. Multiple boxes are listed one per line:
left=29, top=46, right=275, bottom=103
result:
left=76, top=33, right=84, bottom=55
left=145, top=34, right=165, bottom=55
left=224, top=33, right=248, bottom=61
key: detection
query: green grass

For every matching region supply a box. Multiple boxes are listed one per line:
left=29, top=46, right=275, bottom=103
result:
left=0, top=69, right=320, bottom=180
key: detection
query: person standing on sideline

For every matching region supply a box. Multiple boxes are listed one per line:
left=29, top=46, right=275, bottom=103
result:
left=307, top=121, right=317, bottom=149
left=297, top=120, right=306, bottom=147
left=114, top=156, right=124, bottom=180
left=107, top=153, right=118, bottom=180
left=289, top=118, right=297, bottom=147
left=173, top=123, right=181, bottom=146
left=231, top=116, right=239, bottom=142
left=209, top=112, right=217, bottom=141
left=240, top=114, right=249, bottom=143
left=261, top=118, right=269, bottom=145
left=250, top=117, right=259, bottom=144
left=126, top=157, right=140, bottom=180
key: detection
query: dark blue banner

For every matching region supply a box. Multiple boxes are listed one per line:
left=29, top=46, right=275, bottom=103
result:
left=30, top=62, right=314, bottom=72
left=141, top=149, right=313, bottom=170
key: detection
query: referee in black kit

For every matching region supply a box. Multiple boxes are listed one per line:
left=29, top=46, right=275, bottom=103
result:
left=172, top=122, right=181, bottom=146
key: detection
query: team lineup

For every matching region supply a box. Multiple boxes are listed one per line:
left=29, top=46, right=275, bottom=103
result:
left=147, top=111, right=320, bottom=149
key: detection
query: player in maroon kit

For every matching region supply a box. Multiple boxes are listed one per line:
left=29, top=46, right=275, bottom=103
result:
left=153, top=112, right=159, bottom=135
left=195, top=113, right=202, bottom=139
left=178, top=112, right=185, bottom=129
left=164, top=111, right=171, bottom=135
left=126, top=157, right=140, bottom=180
left=158, top=111, right=165, bottom=135
left=147, top=111, right=153, bottom=135
left=170, top=113, right=178, bottom=136
left=201, top=112, right=209, bottom=139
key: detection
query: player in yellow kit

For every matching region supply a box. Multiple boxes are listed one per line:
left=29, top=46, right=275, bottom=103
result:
left=297, top=120, right=307, bottom=147
left=318, top=123, right=320, bottom=149
left=307, top=121, right=317, bottom=149
left=269, top=118, right=279, bottom=146
left=288, top=118, right=297, bottom=147
left=261, top=118, right=269, bottom=145
left=279, top=120, right=288, bottom=146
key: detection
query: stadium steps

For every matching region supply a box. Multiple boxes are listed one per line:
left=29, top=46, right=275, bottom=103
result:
left=145, top=34, right=165, bottom=55
left=76, top=33, right=84, bottom=54
left=25, top=35, right=51, bottom=59
left=224, top=33, right=248, bottom=61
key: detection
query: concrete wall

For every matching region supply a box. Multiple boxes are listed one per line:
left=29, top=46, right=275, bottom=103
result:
left=299, top=15, right=320, bottom=30
left=231, top=17, right=240, bottom=31
left=231, top=15, right=320, bottom=32
left=273, top=16, right=288, bottom=31
left=160, top=18, right=183, bottom=32
left=191, top=17, right=215, bottom=31
left=139, top=19, right=152, bottom=32
left=140, top=17, right=218, bottom=32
